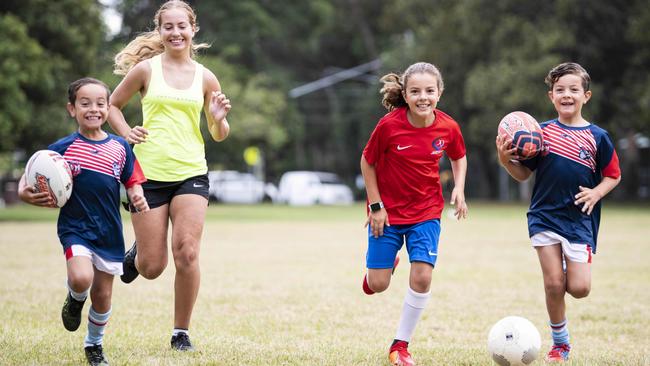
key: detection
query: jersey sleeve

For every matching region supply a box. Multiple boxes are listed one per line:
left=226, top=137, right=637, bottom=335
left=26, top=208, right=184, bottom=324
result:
left=445, top=121, right=466, bottom=160
left=596, top=130, right=621, bottom=179
left=362, top=119, right=388, bottom=165
left=120, top=139, right=147, bottom=188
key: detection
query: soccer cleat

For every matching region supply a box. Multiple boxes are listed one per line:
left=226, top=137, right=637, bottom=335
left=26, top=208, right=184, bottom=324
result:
left=61, top=292, right=86, bottom=331
left=85, top=344, right=109, bottom=366
left=545, top=343, right=571, bottom=362
left=120, top=242, right=139, bottom=284
left=362, top=255, right=400, bottom=295
left=171, top=332, right=194, bottom=351
left=389, top=340, right=415, bottom=366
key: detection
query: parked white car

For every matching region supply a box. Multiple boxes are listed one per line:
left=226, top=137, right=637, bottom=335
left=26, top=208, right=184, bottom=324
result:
left=276, top=171, right=354, bottom=206
left=208, top=170, right=271, bottom=204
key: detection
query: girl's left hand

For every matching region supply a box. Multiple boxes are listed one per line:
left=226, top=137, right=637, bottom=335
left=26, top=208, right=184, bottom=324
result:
left=450, top=187, right=468, bottom=220
left=209, top=91, right=232, bottom=122
left=574, top=185, right=601, bottom=215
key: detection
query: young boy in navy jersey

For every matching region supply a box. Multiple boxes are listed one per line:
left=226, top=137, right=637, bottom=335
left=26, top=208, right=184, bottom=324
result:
left=496, top=62, right=621, bottom=363
left=18, top=77, right=149, bottom=366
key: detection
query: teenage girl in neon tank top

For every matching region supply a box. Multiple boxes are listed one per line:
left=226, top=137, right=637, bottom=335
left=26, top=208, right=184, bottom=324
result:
left=107, top=0, right=231, bottom=352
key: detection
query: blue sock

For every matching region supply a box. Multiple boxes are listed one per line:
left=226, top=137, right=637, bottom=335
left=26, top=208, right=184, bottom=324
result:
left=84, top=307, right=111, bottom=347
left=550, top=319, right=570, bottom=346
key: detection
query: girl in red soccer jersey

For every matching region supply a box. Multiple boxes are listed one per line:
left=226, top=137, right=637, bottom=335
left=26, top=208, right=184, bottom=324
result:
left=360, top=62, right=468, bottom=366
left=496, top=62, right=621, bottom=362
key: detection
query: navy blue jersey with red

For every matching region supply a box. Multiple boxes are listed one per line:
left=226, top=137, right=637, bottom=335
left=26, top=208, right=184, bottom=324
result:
left=48, top=132, right=146, bottom=262
left=521, top=119, right=621, bottom=253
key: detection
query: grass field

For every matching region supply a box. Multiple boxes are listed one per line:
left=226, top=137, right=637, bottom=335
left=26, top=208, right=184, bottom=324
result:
left=0, top=202, right=648, bottom=365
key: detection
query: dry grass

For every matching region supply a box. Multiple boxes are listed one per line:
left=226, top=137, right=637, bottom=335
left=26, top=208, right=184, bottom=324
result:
left=0, top=203, right=648, bottom=365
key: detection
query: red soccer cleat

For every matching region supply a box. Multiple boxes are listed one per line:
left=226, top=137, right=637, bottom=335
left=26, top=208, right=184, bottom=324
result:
left=389, top=340, right=414, bottom=366
left=362, top=255, right=400, bottom=295
left=545, top=343, right=570, bottom=362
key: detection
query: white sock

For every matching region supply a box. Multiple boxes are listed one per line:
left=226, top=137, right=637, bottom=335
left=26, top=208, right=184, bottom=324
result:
left=395, top=287, right=431, bottom=342
left=172, top=328, right=189, bottom=337
left=66, top=281, right=88, bottom=302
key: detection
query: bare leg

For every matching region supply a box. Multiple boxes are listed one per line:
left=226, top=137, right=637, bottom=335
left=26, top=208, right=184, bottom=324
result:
left=131, top=205, right=170, bottom=279
left=536, top=245, right=566, bottom=323
left=169, top=194, right=207, bottom=329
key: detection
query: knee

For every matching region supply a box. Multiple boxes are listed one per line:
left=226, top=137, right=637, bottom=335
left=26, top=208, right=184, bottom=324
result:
left=568, top=284, right=591, bottom=298
left=138, top=260, right=167, bottom=279
left=173, top=239, right=199, bottom=270
left=410, top=274, right=432, bottom=293
left=67, top=272, right=92, bottom=292
left=367, top=275, right=390, bottom=293
left=544, top=278, right=566, bottom=298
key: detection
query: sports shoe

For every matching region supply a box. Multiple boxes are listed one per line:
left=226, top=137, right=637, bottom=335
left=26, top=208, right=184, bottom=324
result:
left=389, top=340, right=415, bottom=366
left=85, top=344, right=109, bottom=366
left=171, top=332, right=194, bottom=351
left=545, top=343, right=571, bottom=362
left=120, top=242, right=139, bottom=284
left=61, top=292, right=86, bottom=331
left=362, top=255, right=400, bottom=295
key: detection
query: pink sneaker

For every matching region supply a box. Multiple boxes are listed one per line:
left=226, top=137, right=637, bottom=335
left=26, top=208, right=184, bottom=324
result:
left=362, top=256, right=400, bottom=295
left=545, top=343, right=570, bottom=362
left=389, top=340, right=414, bottom=366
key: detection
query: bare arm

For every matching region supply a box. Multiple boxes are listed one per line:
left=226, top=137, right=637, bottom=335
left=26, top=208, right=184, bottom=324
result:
left=203, top=69, right=231, bottom=142
left=107, top=62, right=150, bottom=143
left=449, top=155, right=468, bottom=220
left=574, top=175, right=621, bottom=215
left=361, top=155, right=389, bottom=237
left=17, top=174, right=55, bottom=207
left=126, top=184, right=149, bottom=213
left=495, top=134, right=533, bottom=182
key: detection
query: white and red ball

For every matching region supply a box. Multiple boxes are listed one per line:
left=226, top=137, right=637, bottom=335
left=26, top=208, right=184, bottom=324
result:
left=498, top=111, right=544, bottom=160
left=488, top=316, right=541, bottom=366
left=25, top=150, right=73, bottom=207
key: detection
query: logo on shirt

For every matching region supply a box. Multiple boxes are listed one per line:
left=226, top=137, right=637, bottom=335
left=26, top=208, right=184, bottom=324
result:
left=579, top=147, right=592, bottom=160
left=430, top=138, right=445, bottom=154
left=397, top=145, right=412, bottom=151
left=112, top=162, right=121, bottom=178
left=68, top=160, right=81, bottom=177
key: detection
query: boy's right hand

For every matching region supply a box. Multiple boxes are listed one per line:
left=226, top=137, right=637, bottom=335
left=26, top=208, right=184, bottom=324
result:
left=19, top=185, right=56, bottom=207
left=365, top=209, right=390, bottom=238
left=126, top=126, right=148, bottom=144
left=495, top=134, right=518, bottom=165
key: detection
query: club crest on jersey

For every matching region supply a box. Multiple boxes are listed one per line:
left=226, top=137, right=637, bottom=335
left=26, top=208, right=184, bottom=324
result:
left=430, top=138, right=445, bottom=155
left=112, top=162, right=121, bottom=178
left=68, top=160, right=81, bottom=177
left=579, top=147, right=592, bottom=160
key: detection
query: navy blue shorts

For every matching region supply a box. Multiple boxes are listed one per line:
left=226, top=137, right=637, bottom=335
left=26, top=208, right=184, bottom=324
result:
left=126, top=174, right=209, bottom=212
left=366, top=219, right=441, bottom=269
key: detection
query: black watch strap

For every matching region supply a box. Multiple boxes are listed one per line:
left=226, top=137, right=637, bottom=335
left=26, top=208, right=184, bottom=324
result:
left=368, top=201, right=384, bottom=212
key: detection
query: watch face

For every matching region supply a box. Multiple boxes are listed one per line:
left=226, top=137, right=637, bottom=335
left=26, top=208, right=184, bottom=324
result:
left=370, top=202, right=382, bottom=212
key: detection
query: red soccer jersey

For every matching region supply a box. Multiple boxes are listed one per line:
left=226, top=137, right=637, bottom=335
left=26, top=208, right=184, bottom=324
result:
left=363, top=107, right=466, bottom=224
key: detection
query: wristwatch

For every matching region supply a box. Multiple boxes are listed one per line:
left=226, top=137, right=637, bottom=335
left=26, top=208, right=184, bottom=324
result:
left=368, top=201, right=384, bottom=212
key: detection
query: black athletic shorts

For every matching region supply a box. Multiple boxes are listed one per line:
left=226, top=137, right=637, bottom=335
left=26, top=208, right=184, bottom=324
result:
left=125, top=174, right=209, bottom=212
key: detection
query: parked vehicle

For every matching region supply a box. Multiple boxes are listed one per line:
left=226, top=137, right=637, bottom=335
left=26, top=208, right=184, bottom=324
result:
left=276, top=171, right=354, bottom=206
left=208, top=170, right=272, bottom=204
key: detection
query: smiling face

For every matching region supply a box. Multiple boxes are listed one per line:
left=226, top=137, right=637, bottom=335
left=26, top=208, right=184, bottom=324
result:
left=66, top=83, right=109, bottom=135
left=402, top=72, right=443, bottom=126
left=548, top=73, right=592, bottom=124
left=158, top=7, right=195, bottom=53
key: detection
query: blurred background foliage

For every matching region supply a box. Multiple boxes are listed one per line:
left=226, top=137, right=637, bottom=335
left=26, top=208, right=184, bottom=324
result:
left=1, top=0, right=648, bottom=200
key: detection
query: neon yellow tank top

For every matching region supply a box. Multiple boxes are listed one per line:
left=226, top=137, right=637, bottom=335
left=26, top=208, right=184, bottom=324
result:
left=136, top=54, right=206, bottom=181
